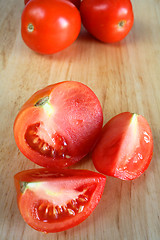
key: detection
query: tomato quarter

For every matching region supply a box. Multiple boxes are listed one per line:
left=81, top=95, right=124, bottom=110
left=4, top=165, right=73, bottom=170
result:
left=80, top=0, right=134, bottom=43
left=14, top=81, right=103, bottom=168
left=92, top=112, right=153, bottom=180
left=14, top=168, right=106, bottom=232
left=21, top=0, right=81, bottom=54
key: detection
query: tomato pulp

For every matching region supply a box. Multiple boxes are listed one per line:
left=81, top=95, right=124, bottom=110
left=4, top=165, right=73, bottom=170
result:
left=92, top=112, right=153, bottom=180
left=21, top=0, right=81, bottom=54
left=14, top=168, right=106, bottom=232
left=80, top=0, right=134, bottom=43
left=14, top=81, right=103, bottom=168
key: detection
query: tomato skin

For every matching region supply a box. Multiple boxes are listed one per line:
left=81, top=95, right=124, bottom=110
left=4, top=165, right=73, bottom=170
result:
left=92, top=112, right=153, bottom=180
left=14, top=168, right=106, bottom=233
left=69, top=0, right=81, bottom=9
left=24, top=0, right=30, bottom=4
left=21, top=0, right=81, bottom=54
left=14, top=81, right=103, bottom=168
left=80, top=0, right=134, bottom=43
left=24, top=0, right=81, bottom=9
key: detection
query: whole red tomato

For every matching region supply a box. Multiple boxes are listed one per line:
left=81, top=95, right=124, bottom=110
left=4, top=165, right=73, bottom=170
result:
left=80, top=0, right=134, bottom=43
left=14, top=81, right=103, bottom=168
left=14, top=168, right=106, bottom=232
left=24, top=0, right=81, bottom=9
left=21, top=0, right=81, bottom=54
left=92, top=112, right=153, bottom=180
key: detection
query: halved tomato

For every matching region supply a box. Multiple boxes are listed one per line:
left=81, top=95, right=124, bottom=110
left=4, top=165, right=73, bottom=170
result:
left=14, top=81, right=103, bottom=168
left=14, top=168, right=106, bottom=232
left=92, top=112, right=153, bottom=180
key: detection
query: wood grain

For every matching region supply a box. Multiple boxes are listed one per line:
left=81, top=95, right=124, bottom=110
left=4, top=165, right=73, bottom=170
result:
left=0, top=0, right=160, bottom=239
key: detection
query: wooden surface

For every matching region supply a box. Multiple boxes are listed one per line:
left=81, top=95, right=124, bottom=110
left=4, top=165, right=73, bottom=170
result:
left=0, top=0, right=160, bottom=239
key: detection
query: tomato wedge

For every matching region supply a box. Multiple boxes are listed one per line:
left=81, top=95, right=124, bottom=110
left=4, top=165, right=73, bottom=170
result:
left=14, top=168, right=106, bottom=232
left=92, top=112, right=153, bottom=180
left=14, top=81, right=103, bottom=168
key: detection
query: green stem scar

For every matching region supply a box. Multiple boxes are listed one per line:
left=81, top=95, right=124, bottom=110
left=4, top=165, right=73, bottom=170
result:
left=35, top=96, right=50, bottom=107
left=20, top=181, right=28, bottom=193
left=27, top=23, right=34, bottom=32
left=118, top=20, right=126, bottom=28
left=35, top=96, right=54, bottom=116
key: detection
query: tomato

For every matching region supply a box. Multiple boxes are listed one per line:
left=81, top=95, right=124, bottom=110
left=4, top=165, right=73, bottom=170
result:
left=24, top=0, right=30, bottom=4
left=69, top=0, right=81, bottom=9
left=14, top=81, right=103, bottom=168
left=80, top=0, right=134, bottom=43
left=14, top=168, right=106, bottom=232
left=24, top=0, right=81, bottom=9
left=92, top=112, right=153, bottom=180
left=21, top=0, right=81, bottom=54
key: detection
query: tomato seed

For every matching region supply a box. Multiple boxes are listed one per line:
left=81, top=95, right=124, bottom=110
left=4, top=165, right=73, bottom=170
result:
left=56, top=206, right=63, bottom=214
left=38, top=202, right=46, bottom=211
left=33, top=137, right=39, bottom=144
left=42, top=143, right=49, bottom=151
left=78, top=205, right=84, bottom=213
left=45, top=207, right=49, bottom=215
left=53, top=207, right=58, bottom=218
left=78, top=197, right=87, bottom=202
left=68, top=209, right=75, bottom=216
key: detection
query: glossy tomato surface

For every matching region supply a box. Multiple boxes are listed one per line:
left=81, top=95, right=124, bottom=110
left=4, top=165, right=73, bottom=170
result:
left=80, top=0, right=134, bottom=43
left=14, top=81, right=103, bottom=168
left=24, top=0, right=30, bottom=4
left=69, top=0, right=81, bottom=9
left=92, top=112, right=153, bottom=180
left=14, top=168, right=106, bottom=232
left=24, top=0, right=81, bottom=9
left=21, top=0, right=81, bottom=54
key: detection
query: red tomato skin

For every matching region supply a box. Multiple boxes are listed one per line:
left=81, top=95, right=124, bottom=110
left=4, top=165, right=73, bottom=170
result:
left=21, top=0, right=81, bottom=54
left=14, top=81, right=103, bottom=168
left=69, top=0, right=81, bottom=9
left=24, top=0, right=30, bottom=4
left=92, top=112, right=153, bottom=180
left=14, top=168, right=106, bottom=233
left=80, top=0, right=134, bottom=43
left=24, top=0, right=81, bottom=9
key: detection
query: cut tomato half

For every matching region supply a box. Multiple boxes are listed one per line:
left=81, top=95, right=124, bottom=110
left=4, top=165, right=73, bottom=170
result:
left=14, top=168, right=106, bottom=232
left=92, top=112, right=153, bottom=180
left=14, top=81, right=103, bottom=168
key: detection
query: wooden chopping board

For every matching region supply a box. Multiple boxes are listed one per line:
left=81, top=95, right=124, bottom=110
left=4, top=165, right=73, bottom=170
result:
left=0, top=0, right=160, bottom=239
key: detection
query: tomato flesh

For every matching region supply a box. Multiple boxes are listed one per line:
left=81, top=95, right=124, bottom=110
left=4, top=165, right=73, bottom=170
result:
left=92, top=112, right=153, bottom=180
left=14, top=81, right=103, bottom=168
left=14, top=168, right=106, bottom=232
left=25, top=123, right=69, bottom=159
